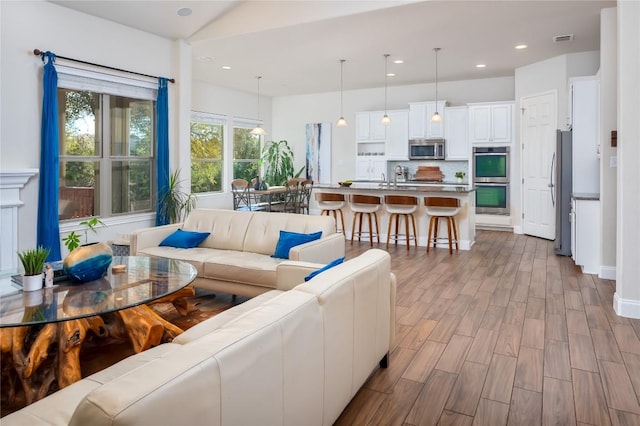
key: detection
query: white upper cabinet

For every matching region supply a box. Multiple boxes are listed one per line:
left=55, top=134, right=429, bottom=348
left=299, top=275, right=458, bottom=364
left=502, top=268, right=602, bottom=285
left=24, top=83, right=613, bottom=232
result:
left=386, top=110, right=409, bottom=160
left=444, top=106, right=469, bottom=160
left=408, top=101, right=447, bottom=139
left=468, top=102, right=514, bottom=145
left=356, top=111, right=387, bottom=141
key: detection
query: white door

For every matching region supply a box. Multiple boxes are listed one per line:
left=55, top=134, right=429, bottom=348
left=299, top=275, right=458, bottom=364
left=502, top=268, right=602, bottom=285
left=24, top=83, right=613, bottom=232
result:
left=522, top=92, right=557, bottom=239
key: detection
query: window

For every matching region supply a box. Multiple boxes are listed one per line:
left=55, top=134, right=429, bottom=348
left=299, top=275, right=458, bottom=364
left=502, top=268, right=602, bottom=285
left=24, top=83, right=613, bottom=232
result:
left=190, top=113, right=223, bottom=193
left=233, top=123, right=261, bottom=182
left=57, top=70, right=156, bottom=221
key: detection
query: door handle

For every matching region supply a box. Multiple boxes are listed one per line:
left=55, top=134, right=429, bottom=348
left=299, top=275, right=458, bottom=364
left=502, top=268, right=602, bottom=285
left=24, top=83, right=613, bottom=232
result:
left=549, top=152, right=556, bottom=207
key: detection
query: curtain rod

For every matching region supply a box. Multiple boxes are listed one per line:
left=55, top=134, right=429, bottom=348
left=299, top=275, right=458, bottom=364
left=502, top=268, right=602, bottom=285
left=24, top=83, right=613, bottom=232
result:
left=33, top=49, right=175, bottom=83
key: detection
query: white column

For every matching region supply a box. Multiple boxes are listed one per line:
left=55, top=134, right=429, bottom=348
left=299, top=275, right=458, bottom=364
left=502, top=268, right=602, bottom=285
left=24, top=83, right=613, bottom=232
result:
left=0, top=169, right=38, bottom=274
left=614, top=0, right=640, bottom=319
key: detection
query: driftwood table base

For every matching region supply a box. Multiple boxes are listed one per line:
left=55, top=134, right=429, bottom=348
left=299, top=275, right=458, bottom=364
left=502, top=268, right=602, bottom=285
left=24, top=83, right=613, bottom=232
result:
left=0, top=287, right=194, bottom=405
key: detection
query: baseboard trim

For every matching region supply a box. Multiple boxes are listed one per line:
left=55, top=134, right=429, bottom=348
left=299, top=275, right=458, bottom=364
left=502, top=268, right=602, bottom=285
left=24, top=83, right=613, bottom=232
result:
left=599, top=266, right=616, bottom=280
left=512, top=226, right=523, bottom=235
left=614, top=292, right=640, bottom=319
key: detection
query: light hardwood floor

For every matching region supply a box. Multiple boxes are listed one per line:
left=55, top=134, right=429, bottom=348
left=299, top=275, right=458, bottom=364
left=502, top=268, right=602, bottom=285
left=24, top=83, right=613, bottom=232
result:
left=336, top=230, right=640, bottom=426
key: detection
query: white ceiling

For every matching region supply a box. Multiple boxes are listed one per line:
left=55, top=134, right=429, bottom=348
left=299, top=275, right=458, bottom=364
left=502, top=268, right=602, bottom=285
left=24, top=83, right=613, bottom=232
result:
left=49, top=0, right=614, bottom=97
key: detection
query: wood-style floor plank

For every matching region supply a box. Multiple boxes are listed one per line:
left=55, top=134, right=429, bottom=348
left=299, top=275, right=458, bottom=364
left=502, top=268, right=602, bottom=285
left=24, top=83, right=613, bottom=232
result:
left=405, top=369, right=457, bottom=426
left=572, top=369, right=612, bottom=426
left=444, top=361, right=489, bottom=416
left=514, top=346, right=543, bottom=392
left=473, top=398, right=510, bottom=426
left=507, top=387, right=542, bottom=426
left=597, top=360, right=640, bottom=415
left=481, top=353, right=517, bottom=404
left=542, top=377, right=576, bottom=426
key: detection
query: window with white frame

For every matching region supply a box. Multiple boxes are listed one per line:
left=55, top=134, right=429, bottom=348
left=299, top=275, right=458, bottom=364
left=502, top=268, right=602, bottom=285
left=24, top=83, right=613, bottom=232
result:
left=190, top=112, right=224, bottom=193
left=57, top=68, right=157, bottom=221
left=233, top=121, right=262, bottom=183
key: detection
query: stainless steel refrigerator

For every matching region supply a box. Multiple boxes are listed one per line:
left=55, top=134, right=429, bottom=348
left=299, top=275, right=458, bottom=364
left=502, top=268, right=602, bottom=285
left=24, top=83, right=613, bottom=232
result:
left=554, top=130, right=573, bottom=256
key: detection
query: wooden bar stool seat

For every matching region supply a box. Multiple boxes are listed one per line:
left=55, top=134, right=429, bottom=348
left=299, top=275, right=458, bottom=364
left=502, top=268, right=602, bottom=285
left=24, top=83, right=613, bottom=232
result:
left=315, top=192, right=346, bottom=233
left=424, top=197, right=461, bottom=254
left=385, top=195, right=418, bottom=250
left=349, top=194, right=382, bottom=247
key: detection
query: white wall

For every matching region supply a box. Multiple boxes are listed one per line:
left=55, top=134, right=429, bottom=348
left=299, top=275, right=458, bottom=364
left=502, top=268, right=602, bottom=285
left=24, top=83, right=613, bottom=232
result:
left=600, top=8, right=617, bottom=279
left=0, top=1, right=178, bottom=254
left=615, top=0, right=640, bottom=318
left=272, top=76, right=515, bottom=183
left=513, top=52, right=600, bottom=231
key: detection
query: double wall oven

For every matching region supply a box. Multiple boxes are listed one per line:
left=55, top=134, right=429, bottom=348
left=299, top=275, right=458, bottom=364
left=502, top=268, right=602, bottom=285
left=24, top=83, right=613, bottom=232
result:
left=473, top=147, right=510, bottom=215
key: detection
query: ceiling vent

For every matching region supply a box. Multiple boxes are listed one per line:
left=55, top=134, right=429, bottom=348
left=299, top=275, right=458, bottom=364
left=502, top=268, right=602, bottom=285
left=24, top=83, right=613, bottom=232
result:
left=553, top=34, right=574, bottom=43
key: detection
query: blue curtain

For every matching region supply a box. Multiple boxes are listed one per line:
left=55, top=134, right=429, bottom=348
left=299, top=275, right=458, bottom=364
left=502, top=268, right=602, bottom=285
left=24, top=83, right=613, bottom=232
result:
left=37, top=52, right=61, bottom=261
left=155, top=78, right=170, bottom=226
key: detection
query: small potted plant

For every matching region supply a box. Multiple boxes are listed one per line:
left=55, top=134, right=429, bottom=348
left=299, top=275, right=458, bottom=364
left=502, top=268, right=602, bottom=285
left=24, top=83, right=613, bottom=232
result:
left=455, top=171, right=466, bottom=183
left=62, top=217, right=107, bottom=252
left=17, top=246, right=50, bottom=291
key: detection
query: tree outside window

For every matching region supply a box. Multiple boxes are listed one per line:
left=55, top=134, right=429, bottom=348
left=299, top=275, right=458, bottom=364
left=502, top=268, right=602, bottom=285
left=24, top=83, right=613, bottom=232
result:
left=233, top=126, right=261, bottom=182
left=190, top=116, right=223, bottom=193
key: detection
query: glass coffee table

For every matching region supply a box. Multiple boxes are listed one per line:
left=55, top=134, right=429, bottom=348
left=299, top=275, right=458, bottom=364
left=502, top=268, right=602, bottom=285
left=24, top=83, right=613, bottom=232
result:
left=0, top=256, right=196, bottom=404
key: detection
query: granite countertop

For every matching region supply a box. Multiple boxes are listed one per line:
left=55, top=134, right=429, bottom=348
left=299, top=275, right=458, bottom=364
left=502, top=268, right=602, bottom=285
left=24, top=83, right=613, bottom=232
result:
left=314, top=182, right=476, bottom=193
left=572, top=193, right=600, bottom=201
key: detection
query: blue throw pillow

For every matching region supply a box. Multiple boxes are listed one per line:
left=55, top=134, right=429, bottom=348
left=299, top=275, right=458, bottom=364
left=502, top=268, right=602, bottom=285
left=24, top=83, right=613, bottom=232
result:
left=272, top=230, right=322, bottom=259
left=159, top=229, right=210, bottom=249
left=304, top=257, right=345, bottom=282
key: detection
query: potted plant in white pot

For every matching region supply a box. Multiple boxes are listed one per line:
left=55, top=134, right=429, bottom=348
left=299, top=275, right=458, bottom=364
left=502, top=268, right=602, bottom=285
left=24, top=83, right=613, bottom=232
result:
left=455, top=171, right=466, bottom=184
left=17, top=246, right=50, bottom=291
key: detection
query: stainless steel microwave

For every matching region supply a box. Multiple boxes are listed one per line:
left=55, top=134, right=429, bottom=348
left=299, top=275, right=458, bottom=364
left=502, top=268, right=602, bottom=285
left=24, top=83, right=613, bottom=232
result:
left=408, top=139, right=445, bottom=160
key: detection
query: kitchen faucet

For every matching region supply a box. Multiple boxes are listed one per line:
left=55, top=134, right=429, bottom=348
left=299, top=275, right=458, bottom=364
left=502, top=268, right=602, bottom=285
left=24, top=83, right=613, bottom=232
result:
left=381, top=172, right=386, bottom=182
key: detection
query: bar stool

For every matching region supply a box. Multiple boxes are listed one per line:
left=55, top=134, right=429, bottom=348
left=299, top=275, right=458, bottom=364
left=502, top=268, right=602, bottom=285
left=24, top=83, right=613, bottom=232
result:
left=350, top=194, right=382, bottom=246
left=424, top=197, right=461, bottom=254
left=315, top=192, right=346, bottom=233
left=385, top=195, right=418, bottom=250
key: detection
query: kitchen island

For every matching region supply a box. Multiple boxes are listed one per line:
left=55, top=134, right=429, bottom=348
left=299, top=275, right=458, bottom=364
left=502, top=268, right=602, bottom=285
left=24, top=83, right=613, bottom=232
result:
left=312, top=182, right=476, bottom=250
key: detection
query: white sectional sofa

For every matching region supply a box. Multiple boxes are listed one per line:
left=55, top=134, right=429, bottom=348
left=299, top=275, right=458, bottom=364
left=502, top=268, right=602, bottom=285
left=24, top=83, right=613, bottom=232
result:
left=3, top=249, right=396, bottom=425
left=130, top=208, right=346, bottom=297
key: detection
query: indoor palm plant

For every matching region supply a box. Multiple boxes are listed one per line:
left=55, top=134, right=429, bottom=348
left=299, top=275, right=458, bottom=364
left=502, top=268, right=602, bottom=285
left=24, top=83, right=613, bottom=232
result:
left=17, top=246, right=50, bottom=291
left=158, top=169, right=197, bottom=224
left=260, top=140, right=305, bottom=186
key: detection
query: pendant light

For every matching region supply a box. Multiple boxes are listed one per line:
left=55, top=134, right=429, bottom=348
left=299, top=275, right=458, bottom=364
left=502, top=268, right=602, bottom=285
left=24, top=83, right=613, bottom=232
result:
left=381, top=54, right=391, bottom=125
left=250, top=76, right=267, bottom=136
left=336, top=59, right=348, bottom=127
left=431, top=48, right=442, bottom=123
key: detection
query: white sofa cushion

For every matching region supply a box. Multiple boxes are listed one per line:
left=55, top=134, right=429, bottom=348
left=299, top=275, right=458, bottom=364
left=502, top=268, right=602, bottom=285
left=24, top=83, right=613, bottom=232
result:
left=135, top=246, right=215, bottom=275
left=202, top=250, right=283, bottom=287
left=243, top=210, right=336, bottom=255
left=183, top=208, right=253, bottom=251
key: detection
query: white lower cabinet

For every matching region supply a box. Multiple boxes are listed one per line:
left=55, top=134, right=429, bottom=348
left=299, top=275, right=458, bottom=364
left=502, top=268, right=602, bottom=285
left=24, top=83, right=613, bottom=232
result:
left=571, top=197, right=600, bottom=274
left=356, top=157, right=387, bottom=181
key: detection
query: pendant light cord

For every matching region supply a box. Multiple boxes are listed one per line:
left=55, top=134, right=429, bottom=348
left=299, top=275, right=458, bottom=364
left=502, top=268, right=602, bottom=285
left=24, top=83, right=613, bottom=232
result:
left=256, top=76, right=262, bottom=120
left=384, top=54, right=389, bottom=115
left=434, top=48, right=440, bottom=113
left=340, top=59, right=345, bottom=116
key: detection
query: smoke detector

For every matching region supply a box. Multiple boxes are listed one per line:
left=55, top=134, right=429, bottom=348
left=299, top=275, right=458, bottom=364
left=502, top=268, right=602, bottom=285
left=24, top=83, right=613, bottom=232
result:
left=553, top=34, right=574, bottom=43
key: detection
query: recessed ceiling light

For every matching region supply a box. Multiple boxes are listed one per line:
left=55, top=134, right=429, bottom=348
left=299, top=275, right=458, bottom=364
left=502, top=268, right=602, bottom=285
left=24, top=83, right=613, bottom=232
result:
left=196, top=56, right=213, bottom=62
left=386, top=73, right=396, bottom=77
left=515, top=44, right=528, bottom=50
left=221, top=65, right=232, bottom=70
left=476, top=64, right=487, bottom=68
left=177, top=7, right=192, bottom=17
left=393, top=60, right=404, bottom=64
